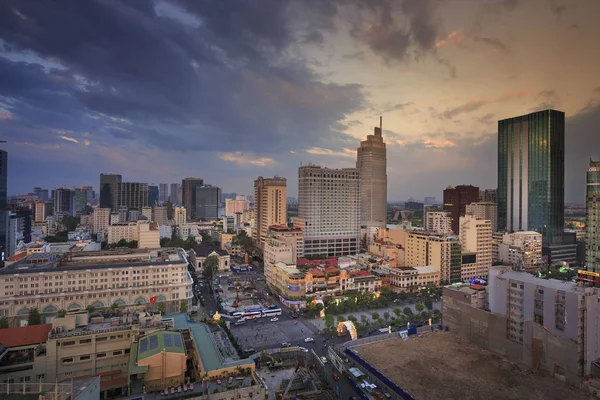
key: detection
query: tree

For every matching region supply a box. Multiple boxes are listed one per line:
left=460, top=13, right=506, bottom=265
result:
left=415, top=303, right=425, bottom=313
left=393, top=307, right=402, bottom=317
left=179, top=300, right=188, bottom=314
left=28, top=308, right=42, bottom=326
left=325, top=314, right=335, bottom=331
left=347, top=315, right=357, bottom=324
left=200, top=231, right=212, bottom=243
left=371, top=312, right=380, bottom=321
left=360, top=315, right=368, bottom=327
left=233, top=231, right=254, bottom=257
left=403, top=307, right=413, bottom=317
left=399, top=292, right=408, bottom=302
left=57, top=309, right=67, bottom=318
left=157, top=302, right=166, bottom=314
left=202, top=255, right=220, bottom=281
left=383, top=312, right=390, bottom=323
left=0, top=317, right=9, bottom=329
left=61, top=216, right=80, bottom=232
left=336, top=315, right=346, bottom=325
left=424, top=297, right=433, bottom=311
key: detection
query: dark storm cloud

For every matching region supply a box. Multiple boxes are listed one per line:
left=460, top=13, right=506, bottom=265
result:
left=566, top=104, right=600, bottom=202
left=0, top=0, right=366, bottom=158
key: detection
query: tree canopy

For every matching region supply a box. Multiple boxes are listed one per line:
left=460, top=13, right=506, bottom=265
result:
left=202, top=254, right=220, bottom=281
left=28, top=308, right=42, bottom=326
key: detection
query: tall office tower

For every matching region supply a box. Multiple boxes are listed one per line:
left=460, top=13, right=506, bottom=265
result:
left=466, top=202, right=498, bottom=232
left=74, top=188, right=87, bottom=216
left=148, top=185, right=159, bottom=207
left=0, top=150, right=7, bottom=257
left=356, top=117, right=387, bottom=228
left=115, top=182, right=148, bottom=211
left=443, top=185, right=480, bottom=235
left=159, top=183, right=169, bottom=203
left=298, top=164, right=361, bottom=257
left=154, top=205, right=168, bottom=225
left=196, top=185, right=221, bottom=220
left=225, top=196, right=250, bottom=216
left=479, top=189, right=498, bottom=203
left=254, top=176, right=287, bottom=247
left=586, top=160, right=600, bottom=277
left=53, top=188, right=74, bottom=217
left=170, top=183, right=181, bottom=205
left=459, top=215, right=492, bottom=280
left=498, top=109, right=565, bottom=242
left=83, top=186, right=94, bottom=203
left=33, top=187, right=49, bottom=201
left=100, top=173, right=122, bottom=210
left=181, top=177, right=203, bottom=220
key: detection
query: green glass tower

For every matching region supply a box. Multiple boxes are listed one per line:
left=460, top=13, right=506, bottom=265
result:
left=587, top=160, right=600, bottom=274
left=497, top=109, right=565, bottom=243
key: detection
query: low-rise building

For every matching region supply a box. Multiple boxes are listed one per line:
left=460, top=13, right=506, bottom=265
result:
left=0, top=248, right=192, bottom=324
left=442, top=283, right=486, bottom=309
left=189, top=242, right=230, bottom=274
left=267, top=262, right=307, bottom=300
left=497, top=231, right=543, bottom=270
left=268, top=225, right=304, bottom=259
left=380, top=265, right=440, bottom=292
left=368, top=239, right=404, bottom=267
left=108, top=221, right=159, bottom=248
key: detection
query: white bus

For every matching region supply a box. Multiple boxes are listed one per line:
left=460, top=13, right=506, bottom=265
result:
left=232, top=312, right=244, bottom=319
left=242, top=310, right=262, bottom=319
left=262, top=308, right=282, bottom=318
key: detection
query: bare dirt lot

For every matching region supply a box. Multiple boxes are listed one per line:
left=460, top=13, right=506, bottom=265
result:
left=354, top=332, right=593, bottom=400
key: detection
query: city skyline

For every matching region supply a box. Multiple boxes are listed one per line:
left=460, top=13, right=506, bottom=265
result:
left=0, top=1, right=599, bottom=202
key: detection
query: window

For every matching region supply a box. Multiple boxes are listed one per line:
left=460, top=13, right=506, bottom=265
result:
left=80, top=339, right=92, bottom=344
left=62, top=341, right=75, bottom=347
left=80, top=355, right=91, bottom=361
left=96, top=353, right=106, bottom=358
left=113, top=351, right=122, bottom=356
left=96, top=336, right=107, bottom=342
left=62, top=358, right=74, bottom=364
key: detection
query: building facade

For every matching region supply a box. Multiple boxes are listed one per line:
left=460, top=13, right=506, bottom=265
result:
left=443, top=184, right=479, bottom=235
left=298, top=164, right=360, bottom=257
left=356, top=118, right=387, bottom=229
left=99, top=173, right=122, bottom=210
left=195, top=185, right=221, bottom=220
left=498, top=109, right=565, bottom=243
left=115, top=182, right=148, bottom=211
left=587, top=159, right=600, bottom=276
left=498, top=231, right=543, bottom=270
left=53, top=188, right=74, bottom=217
left=466, top=201, right=498, bottom=233
left=181, top=178, right=204, bottom=220
left=253, top=176, right=287, bottom=248
left=405, top=232, right=461, bottom=283
left=159, top=183, right=169, bottom=203
left=459, top=215, right=492, bottom=280
left=425, top=211, right=453, bottom=234
left=169, top=183, right=181, bottom=205
left=174, top=206, right=186, bottom=226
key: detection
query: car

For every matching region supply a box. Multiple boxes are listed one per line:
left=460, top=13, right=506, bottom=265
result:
left=332, top=374, right=340, bottom=381
left=281, top=342, right=291, bottom=347
left=320, top=356, right=328, bottom=364
left=304, top=337, right=314, bottom=343
left=270, top=317, right=279, bottom=322
left=299, top=347, right=309, bottom=353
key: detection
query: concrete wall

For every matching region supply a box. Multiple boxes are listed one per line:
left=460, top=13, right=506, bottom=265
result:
left=442, top=294, right=584, bottom=385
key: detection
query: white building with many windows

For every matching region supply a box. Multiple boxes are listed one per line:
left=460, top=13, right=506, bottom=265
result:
left=298, top=164, right=360, bottom=257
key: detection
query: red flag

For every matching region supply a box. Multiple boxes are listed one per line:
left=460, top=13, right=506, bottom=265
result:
left=150, top=296, right=157, bottom=303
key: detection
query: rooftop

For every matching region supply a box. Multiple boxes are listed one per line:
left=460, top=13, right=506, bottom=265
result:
left=413, top=265, right=439, bottom=274
left=193, top=242, right=229, bottom=257
left=297, top=257, right=338, bottom=267
left=163, top=314, right=253, bottom=373
left=274, top=262, right=303, bottom=276
left=493, top=268, right=576, bottom=291
left=0, top=324, right=52, bottom=347
left=352, top=332, right=591, bottom=400
left=137, top=330, right=185, bottom=360
left=0, top=247, right=186, bottom=275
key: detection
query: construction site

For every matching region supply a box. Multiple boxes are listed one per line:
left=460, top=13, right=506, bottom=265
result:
left=216, top=276, right=270, bottom=313
left=352, top=332, right=593, bottom=400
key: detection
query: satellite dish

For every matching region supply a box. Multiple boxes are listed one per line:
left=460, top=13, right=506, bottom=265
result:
left=139, top=312, right=146, bottom=319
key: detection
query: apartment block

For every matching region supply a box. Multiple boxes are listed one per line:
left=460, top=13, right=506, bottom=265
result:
left=425, top=211, right=453, bottom=234
left=0, top=248, right=193, bottom=324
left=115, top=182, right=148, bottom=211
left=153, top=205, right=168, bottom=225
left=498, top=231, right=543, bottom=270
left=174, top=206, right=186, bottom=226
left=405, top=231, right=461, bottom=283
left=459, top=215, right=492, bottom=281
left=254, top=176, right=287, bottom=247
left=268, top=225, right=304, bottom=259
left=466, top=201, right=498, bottom=232
left=225, top=196, right=250, bottom=216
left=141, top=206, right=152, bottom=220
left=298, top=164, right=360, bottom=257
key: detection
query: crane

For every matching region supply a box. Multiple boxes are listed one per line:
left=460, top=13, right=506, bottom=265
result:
left=278, top=359, right=305, bottom=400
left=258, top=337, right=282, bottom=368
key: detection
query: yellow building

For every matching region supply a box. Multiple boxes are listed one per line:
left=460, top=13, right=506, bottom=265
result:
left=268, top=262, right=307, bottom=300
left=406, top=232, right=460, bottom=283
left=253, top=177, right=287, bottom=248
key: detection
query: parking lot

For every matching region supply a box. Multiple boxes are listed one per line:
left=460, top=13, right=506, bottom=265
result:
left=230, top=318, right=316, bottom=351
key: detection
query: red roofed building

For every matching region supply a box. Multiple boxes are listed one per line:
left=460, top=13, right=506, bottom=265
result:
left=0, top=324, right=52, bottom=348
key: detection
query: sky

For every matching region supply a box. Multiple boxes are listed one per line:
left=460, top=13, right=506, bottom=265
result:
left=0, top=0, right=599, bottom=203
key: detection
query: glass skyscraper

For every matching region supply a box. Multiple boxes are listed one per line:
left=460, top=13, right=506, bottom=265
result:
left=497, top=109, right=565, bottom=243
left=587, top=160, right=600, bottom=275
left=0, top=150, right=6, bottom=260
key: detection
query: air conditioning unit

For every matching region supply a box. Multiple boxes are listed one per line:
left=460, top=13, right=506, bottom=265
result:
left=56, top=326, right=63, bottom=333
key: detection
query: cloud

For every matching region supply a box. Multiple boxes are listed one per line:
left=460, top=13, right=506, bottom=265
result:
left=384, top=102, right=414, bottom=112
left=59, top=135, right=78, bottom=144
left=474, top=113, right=496, bottom=124
left=474, top=37, right=507, bottom=51
left=443, top=99, right=489, bottom=119
left=305, top=147, right=355, bottom=158
left=422, top=138, right=456, bottom=148
left=435, top=29, right=466, bottom=48
left=0, top=113, right=12, bottom=120
left=219, top=152, right=276, bottom=167
left=529, top=89, right=561, bottom=111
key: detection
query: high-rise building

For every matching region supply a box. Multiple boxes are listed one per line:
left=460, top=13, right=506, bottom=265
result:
left=298, top=164, right=361, bottom=257
left=424, top=196, right=436, bottom=205
left=254, top=176, right=287, bottom=247
left=170, top=183, right=181, bottom=205
left=466, top=202, right=498, bottom=232
left=497, top=231, right=543, bottom=270
left=498, top=109, right=565, bottom=243
left=33, top=187, right=49, bottom=201
left=459, top=215, right=492, bottom=281
left=405, top=231, right=461, bottom=284
left=196, top=185, right=221, bottom=220
left=425, top=211, right=453, bottom=234
left=225, top=196, right=250, bottom=216
left=115, top=182, right=148, bottom=211
left=479, top=189, right=497, bottom=203
left=53, top=188, right=74, bottom=217
left=92, top=207, right=111, bottom=234
left=154, top=205, right=168, bottom=225
left=148, top=185, right=159, bottom=207
left=443, top=185, right=479, bottom=235
left=34, top=200, right=47, bottom=222
left=73, top=187, right=87, bottom=216
left=181, top=177, right=204, bottom=220
left=356, top=117, right=387, bottom=228
left=99, top=173, right=122, bottom=210
left=141, top=206, right=152, bottom=220
left=159, top=183, right=169, bottom=203
left=0, top=150, right=7, bottom=258
left=586, top=160, right=600, bottom=277
left=174, top=206, right=186, bottom=226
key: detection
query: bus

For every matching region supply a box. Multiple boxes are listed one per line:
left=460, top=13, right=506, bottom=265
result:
left=262, top=308, right=282, bottom=318
left=242, top=310, right=262, bottom=319
left=232, top=312, right=244, bottom=319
